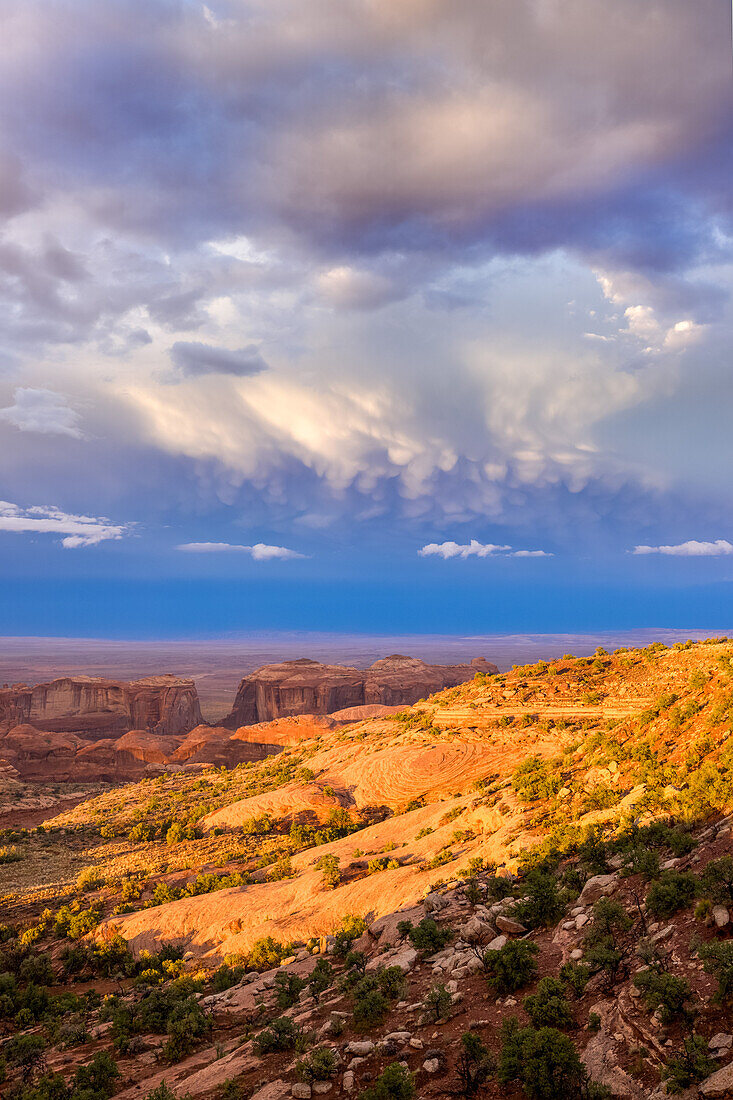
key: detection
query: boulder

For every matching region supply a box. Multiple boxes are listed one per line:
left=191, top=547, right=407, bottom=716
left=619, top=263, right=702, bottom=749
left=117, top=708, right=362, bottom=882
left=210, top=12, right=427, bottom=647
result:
left=713, top=906, right=730, bottom=929
left=495, top=914, right=527, bottom=934
left=578, top=874, right=618, bottom=906
left=701, top=1061, right=733, bottom=1097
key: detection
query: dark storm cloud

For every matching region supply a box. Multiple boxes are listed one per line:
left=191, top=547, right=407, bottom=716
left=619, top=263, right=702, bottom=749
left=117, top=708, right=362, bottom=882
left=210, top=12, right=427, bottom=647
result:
left=168, top=341, right=268, bottom=379
left=0, top=0, right=729, bottom=272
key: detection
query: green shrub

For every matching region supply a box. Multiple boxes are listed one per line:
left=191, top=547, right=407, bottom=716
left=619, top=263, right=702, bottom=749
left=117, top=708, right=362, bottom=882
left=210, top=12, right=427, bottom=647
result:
left=309, top=958, right=333, bottom=1002
left=404, top=917, right=451, bottom=954
left=76, top=867, right=104, bottom=892
left=582, top=898, right=633, bottom=989
left=72, top=1051, right=119, bottom=1099
left=211, top=963, right=243, bottom=992
left=484, top=940, right=539, bottom=994
left=19, top=953, right=54, bottom=985
left=523, top=978, right=573, bottom=1029
left=513, top=870, right=567, bottom=930
left=455, top=1032, right=493, bottom=1097
left=700, top=856, right=733, bottom=906
left=662, top=1035, right=716, bottom=1094
left=359, top=1062, right=415, bottom=1100
left=512, top=757, right=562, bottom=802
left=5, top=1034, right=46, bottom=1082
left=296, top=1046, right=337, bottom=1083
left=698, top=940, right=733, bottom=1002
left=353, top=985, right=389, bottom=1029
left=247, top=936, right=289, bottom=972
left=352, top=967, right=403, bottom=1028
left=253, top=1016, right=301, bottom=1055
left=332, top=914, right=366, bottom=957
left=423, top=982, right=452, bottom=1021
left=559, top=962, right=590, bottom=998
left=0, top=846, right=23, bottom=865
left=645, top=872, right=698, bottom=919
left=315, top=854, right=341, bottom=889
left=498, top=1020, right=588, bottom=1100
left=633, top=969, right=693, bottom=1023
left=274, top=971, right=306, bottom=1010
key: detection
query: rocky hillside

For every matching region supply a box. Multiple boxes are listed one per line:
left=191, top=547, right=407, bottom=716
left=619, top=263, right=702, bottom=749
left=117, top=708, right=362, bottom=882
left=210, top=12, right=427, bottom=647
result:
left=3, top=638, right=733, bottom=1100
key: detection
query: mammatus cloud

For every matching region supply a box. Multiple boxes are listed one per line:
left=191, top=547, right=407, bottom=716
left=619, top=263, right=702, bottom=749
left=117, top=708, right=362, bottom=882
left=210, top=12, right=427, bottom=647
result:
left=419, top=540, right=550, bottom=560
left=177, top=541, right=305, bottom=560
left=0, top=502, right=128, bottom=547
left=0, top=388, right=83, bottom=438
left=632, top=540, right=733, bottom=557
left=168, top=342, right=268, bottom=379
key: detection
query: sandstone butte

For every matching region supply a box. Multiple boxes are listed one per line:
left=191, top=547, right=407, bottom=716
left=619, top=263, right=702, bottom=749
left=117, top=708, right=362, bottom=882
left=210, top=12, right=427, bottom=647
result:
left=0, top=674, right=202, bottom=739
left=220, top=653, right=499, bottom=726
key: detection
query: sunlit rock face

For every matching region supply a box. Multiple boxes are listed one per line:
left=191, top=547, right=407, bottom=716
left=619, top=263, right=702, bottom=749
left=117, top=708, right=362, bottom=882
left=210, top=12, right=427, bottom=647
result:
left=221, top=654, right=498, bottom=726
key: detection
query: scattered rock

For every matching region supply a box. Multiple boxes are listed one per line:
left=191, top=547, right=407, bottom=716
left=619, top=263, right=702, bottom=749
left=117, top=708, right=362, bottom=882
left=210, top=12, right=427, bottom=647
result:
left=346, top=1041, right=374, bottom=1056
left=713, top=906, right=730, bottom=929
left=495, top=915, right=527, bottom=934
left=578, top=874, right=618, bottom=906
left=701, top=1060, right=733, bottom=1097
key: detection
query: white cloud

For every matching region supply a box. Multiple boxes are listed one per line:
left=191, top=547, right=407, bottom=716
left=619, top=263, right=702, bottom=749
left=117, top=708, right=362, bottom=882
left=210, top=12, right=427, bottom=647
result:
left=0, top=502, right=128, bottom=547
left=177, top=541, right=305, bottom=560
left=0, top=388, right=83, bottom=438
left=419, top=540, right=511, bottom=559
left=632, top=539, right=733, bottom=557
left=418, top=540, right=551, bottom=559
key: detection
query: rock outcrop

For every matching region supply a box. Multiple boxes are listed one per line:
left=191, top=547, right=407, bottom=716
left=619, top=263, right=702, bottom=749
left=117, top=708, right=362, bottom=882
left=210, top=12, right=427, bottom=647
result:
left=0, top=675, right=202, bottom=739
left=221, top=654, right=497, bottom=727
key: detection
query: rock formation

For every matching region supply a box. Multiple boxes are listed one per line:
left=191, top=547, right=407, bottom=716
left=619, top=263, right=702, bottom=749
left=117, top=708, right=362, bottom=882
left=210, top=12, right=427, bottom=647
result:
left=221, top=654, right=497, bottom=727
left=0, top=674, right=202, bottom=739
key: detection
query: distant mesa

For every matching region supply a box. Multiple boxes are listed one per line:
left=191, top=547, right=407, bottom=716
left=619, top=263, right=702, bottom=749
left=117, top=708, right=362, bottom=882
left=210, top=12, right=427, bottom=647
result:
left=0, top=674, right=202, bottom=740
left=221, top=654, right=497, bottom=727
left=0, top=654, right=498, bottom=784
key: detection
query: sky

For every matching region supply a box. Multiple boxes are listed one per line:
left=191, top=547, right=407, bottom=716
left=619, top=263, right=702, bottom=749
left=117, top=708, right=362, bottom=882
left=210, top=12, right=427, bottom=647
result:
left=0, top=0, right=732, bottom=638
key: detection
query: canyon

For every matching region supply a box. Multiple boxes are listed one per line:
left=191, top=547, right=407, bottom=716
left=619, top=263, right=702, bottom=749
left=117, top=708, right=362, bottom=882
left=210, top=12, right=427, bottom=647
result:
left=0, top=655, right=494, bottom=784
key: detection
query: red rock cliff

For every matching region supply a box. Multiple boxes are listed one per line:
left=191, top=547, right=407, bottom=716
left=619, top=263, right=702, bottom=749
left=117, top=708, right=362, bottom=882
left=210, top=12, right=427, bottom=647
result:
left=0, top=675, right=202, bottom=740
left=221, top=654, right=498, bottom=727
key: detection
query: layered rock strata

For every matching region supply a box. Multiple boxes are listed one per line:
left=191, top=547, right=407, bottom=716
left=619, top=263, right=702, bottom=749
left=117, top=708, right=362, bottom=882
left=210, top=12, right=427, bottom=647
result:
left=221, top=654, right=497, bottom=727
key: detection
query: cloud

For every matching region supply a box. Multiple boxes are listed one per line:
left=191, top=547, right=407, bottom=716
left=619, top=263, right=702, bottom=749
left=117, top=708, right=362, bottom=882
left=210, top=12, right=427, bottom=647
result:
left=315, top=266, right=406, bottom=310
left=632, top=540, right=733, bottom=557
left=418, top=541, right=551, bottom=559
left=177, top=541, right=305, bottom=560
left=168, top=342, right=268, bottom=379
left=419, top=540, right=511, bottom=559
left=0, top=0, right=730, bottom=568
left=0, top=501, right=129, bottom=547
left=0, top=388, right=83, bottom=438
